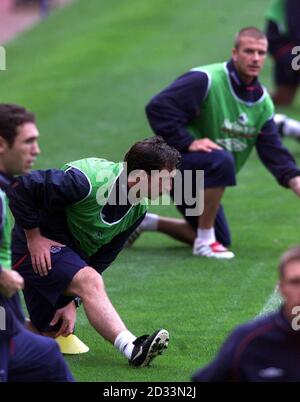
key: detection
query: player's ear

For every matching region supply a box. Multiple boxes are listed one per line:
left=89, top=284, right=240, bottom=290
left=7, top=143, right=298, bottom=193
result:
left=0, top=136, right=8, bottom=154
left=278, top=280, right=285, bottom=298
left=232, top=47, right=238, bottom=62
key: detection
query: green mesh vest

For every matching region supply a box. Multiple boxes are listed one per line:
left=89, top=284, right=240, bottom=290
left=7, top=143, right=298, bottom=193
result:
left=188, top=63, right=274, bottom=172
left=62, top=158, right=148, bottom=256
left=0, top=189, right=13, bottom=270
left=266, top=0, right=287, bottom=35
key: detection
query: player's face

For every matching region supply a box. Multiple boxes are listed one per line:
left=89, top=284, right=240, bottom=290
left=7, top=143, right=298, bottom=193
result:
left=280, top=260, right=300, bottom=310
left=0, top=122, right=40, bottom=175
left=232, top=36, right=268, bottom=82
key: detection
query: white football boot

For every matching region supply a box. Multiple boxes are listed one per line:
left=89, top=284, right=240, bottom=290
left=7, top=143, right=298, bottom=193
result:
left=193, top=240, right=235, bottom=259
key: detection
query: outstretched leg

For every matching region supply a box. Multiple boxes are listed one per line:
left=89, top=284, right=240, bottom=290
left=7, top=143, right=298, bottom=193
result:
left=66, top=266, right=169, bottom=366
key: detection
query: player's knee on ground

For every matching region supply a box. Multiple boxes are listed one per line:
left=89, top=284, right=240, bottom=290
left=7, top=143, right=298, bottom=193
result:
left=213, top=205, right=232, bottom=247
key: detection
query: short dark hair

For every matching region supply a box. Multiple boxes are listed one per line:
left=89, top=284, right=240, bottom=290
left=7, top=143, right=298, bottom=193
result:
left=124, top=136, right=181, bottom=174
left=279, top=246, right=300, bottom=279
left=234, top=27, right=267, bottom=49
left=0, top=104, right=35, bottom=147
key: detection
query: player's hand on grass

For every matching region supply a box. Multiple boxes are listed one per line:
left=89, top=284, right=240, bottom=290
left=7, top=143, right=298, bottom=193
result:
left=25, top=228, right=65, bottom=277
left=289, top=176, right=300, bottom=197
left=0, top=269, right=24, bottom=298
left=50, top=301, right=77, bottom=337
left=188, top=138, right=222, bottom=152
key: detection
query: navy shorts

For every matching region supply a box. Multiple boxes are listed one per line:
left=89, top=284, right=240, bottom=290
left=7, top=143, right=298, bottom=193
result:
left=266, top=21, right=300, bottom=87
left=274, top=54, right=300, bottom=86
left=0, top=329, right=74, bottom=382
left=12, top=246, right=87, bottom=333
left=171, top=150, right=235, bottom=246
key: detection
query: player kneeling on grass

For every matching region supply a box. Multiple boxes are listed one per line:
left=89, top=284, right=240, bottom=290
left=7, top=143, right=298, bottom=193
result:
left=8, top=136, right=180, bottom=367
left=192, top=245, right=300, bottom=382
left=127, top=27, right=300, bottom=260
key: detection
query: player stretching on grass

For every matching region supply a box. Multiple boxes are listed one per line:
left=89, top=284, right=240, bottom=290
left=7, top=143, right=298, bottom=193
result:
left=128, top=27, right=300, bottom=259
left=9, top=136, right=180, bottom=367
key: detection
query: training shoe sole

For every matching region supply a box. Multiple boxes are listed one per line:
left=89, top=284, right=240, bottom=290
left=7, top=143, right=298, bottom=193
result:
left=143, top=329, right=169, bottom=367
left=131, top=329, right=169, bottom=367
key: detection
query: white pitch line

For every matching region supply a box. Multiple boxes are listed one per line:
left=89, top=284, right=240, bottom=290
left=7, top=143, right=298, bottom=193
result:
left=257, top=284, right=282, bottom=317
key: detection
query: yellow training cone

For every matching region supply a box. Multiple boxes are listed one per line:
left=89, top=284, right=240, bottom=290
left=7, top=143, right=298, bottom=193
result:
left=56, top=334, right=89, bottom=354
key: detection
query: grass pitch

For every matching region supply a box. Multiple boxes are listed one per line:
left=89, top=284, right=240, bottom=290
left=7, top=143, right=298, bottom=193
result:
left=1, top=0, right=300, bottom=381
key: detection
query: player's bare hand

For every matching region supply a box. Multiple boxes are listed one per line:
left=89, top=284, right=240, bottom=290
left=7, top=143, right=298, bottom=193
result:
left=50, top=301, right=77, bottom=337
left=0, top=269, right=24, bottom=298
left=188, top=138, right=222, bottom=152
left=25, top=228, right=65, bottom=277
left=289, top=176, right=300, bottom=197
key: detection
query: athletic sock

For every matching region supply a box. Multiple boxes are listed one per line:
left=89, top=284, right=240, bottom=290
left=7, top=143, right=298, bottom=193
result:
left=283, top=117, right=300, bottom=138
left=114, top=330, right=137, bottom=359
left=196, top=228, right=216, bottom=245
left=140, top=213, right=159, bottom=231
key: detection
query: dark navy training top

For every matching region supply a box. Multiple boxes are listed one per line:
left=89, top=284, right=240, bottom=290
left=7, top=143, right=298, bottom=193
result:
left=8, top=167, right=145, bottom=273
left=146, top=60, right=300, bottom=187
left=192, top=309, right=300, bottom=382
